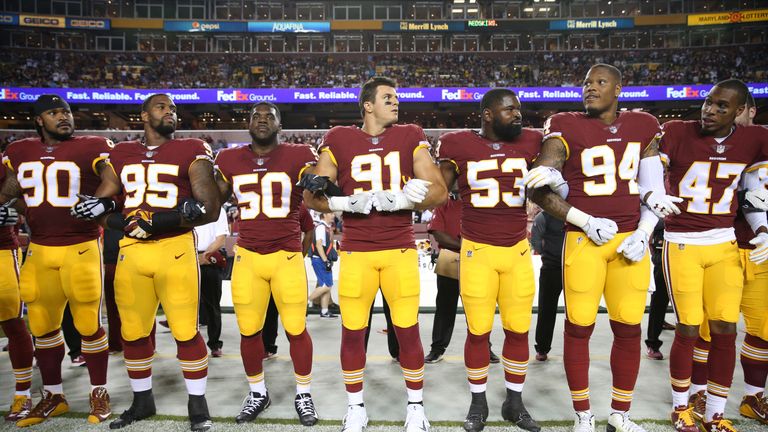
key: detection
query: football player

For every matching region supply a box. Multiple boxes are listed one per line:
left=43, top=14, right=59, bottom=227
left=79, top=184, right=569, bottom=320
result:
left=437, top=89, right=542, bottom=432
left=732, top=93, right=768, bottom=424
left=71, top=93, right=221, bottom=432
left=659, top=79, right=768, bottom=432
left=0, top=158, right=34, bottom=422
left=1, top=95, right=112, bottom=426
left=525, top=64, right=673, bottom=432
left=684, top=92, right=766, bottom=423
left=213, top=102, right=319, bottom=425
left=302, top=76, right=447, bottom=432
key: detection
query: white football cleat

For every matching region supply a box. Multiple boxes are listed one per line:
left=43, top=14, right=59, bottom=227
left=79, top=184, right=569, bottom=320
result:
left=341, top=404, right=368, bottom=432
left=405, top=404, right=430, bottom=432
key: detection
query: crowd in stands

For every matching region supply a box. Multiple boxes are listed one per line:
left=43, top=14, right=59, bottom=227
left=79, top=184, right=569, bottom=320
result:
left=2, top=46, right=765, bottom=89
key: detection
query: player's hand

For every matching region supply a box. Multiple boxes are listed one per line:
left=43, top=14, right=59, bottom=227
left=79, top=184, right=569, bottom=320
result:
left=402, top=179, right=431, bottom=204
left=328, top=193, right=374, bottom=214
left=297, top=173, right=330, bottom=193
left=124, top=215, right=153, bottom=239
left=372, top=190, right=413, bottom=212
left=0, top=198, right=18, bottom=227
left=324, top=260, right=333, bottom=272
left=616, top=229, right=650, bottom=262
left=749, top=232, right=768, bottom=264
left=523, top=166, right=565, bottom=190
left=582, top=217, right=618, bottom=246
left=644, top=191, right=683, bottom=217
left=71, top=194, right=116, bottom=220
left=177, top=197, right=206, bottom=221
left=744, top=188, right=768, bottom=212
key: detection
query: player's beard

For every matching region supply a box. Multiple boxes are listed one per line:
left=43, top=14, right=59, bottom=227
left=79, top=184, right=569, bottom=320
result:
left=492, top=122, right=522, bottom=141
left=249, top=129, right=278, bottom=147
left=43, top=125, right=74, bottom=141
left=152, top=117, right=176, bottom=136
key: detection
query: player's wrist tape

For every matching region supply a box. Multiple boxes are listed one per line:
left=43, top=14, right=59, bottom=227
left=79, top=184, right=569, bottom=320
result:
left=105, top=213, right=128, bottom=231
left=565, top=207, right=591, bottom=229
left=150, top=211, right=183, bottom=234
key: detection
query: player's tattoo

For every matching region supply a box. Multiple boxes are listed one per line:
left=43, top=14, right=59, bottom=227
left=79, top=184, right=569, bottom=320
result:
left=528, top=138, right=571, bottom=221
left=532, top=138, right=566, bottom=171
left=213, top=170, right=232, bottom=203
left=0, top=171, right=22, bottom=206
left=183, top=160, right=221, bottom=227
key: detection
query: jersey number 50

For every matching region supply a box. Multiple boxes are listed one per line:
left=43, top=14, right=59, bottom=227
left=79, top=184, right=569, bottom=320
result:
left=232, top=172, right=292, bottom=219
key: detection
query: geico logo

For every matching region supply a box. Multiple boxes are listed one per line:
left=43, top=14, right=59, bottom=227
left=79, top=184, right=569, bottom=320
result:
left=0, top=15, right=14, bottom=23
left=70, top=19, right=106, bottom=28
left=24, top=17, right=61, bottom=25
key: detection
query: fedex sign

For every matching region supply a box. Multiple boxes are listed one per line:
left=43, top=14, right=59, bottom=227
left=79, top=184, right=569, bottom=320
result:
left=216, top=90, right=276, bottom=102
left=0, top=88, right=19, bottom=100
left=666, top=86, right=711, bottom=99
left=441, top=88, right=483, bottom=101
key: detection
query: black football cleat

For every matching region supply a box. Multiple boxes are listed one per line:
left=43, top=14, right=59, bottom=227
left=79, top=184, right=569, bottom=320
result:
left=294, top=393, right=319, bottom=426
left=235, top=391, right=271, bottom=423
left=463, top=392, right=489, bottom=432
left=109, top=390, right=156, bottom=429
left=188, top=394, right=212, bottom=432
left=501, top=389, right=540, bottom=432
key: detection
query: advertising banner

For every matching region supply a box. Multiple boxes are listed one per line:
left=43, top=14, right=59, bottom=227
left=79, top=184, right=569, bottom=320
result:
left=163, top=20, right=247, bottom=32
left=2, top=84, right=766, bottom=104
left=0, top=13, right=18, bottom=26
left=382, top=21, right=466, bottom=32
left=19, top=14, right=65, bottom=28
left=67, top=18, right=110, bottom=30
left=247, top=21, right=330, bottom=33
left=688, top=9, right=768, bottom=25
left=549, top=18, right=634, bottom=30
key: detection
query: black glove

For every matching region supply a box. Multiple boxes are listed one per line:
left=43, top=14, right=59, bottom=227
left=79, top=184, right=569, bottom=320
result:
left=71, top=194, right=116, bottom=220
left=0, top=198, right=19, bottom=227
left=177, top=197, right=206, bottom=221
left=297, top=173, right=331, bottom=193
left=324, top=260, right=333, bottom=272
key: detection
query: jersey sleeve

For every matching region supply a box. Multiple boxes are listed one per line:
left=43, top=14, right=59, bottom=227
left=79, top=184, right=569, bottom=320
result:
left=410, top=125, right=432, bottom=156
left=435, top=133, right=458, bottom=172
left=297, top=144, right=319, bottom=181
left=89, top=136, right=114, bottom=175
left=542, top=114, right=571, bottom=159
left=318, top=128, right=340, bottom=167
left=658, top=121, right=679, bottom=166
left=213, top=150, right=231, bottom=183
left=298, top=205, right=314, bottom=232
left=191, top=139, right=215, bottom=164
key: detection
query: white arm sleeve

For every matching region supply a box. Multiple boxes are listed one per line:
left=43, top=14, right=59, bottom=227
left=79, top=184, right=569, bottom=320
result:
left=638, top=205, right=659, bottom=235
left=637, top=155, right=666, bottom=200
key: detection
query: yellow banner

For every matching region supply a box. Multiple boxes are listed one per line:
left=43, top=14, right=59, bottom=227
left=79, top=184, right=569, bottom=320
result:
left=688, top=9, right=768, bottom=26
left=19, top=14, right=65, bottom=28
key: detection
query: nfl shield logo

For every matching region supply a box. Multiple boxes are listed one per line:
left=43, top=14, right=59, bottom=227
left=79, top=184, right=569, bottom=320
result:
left=45, top=146, right=54, bottom=153
left=492, top=143, right=501, bottom=150
left=371, top=137, right=379, bottom=145
left=715, top=144, right=726, bottom=154
left=257, top=158, right=264, bottom=166
left=145, top=151, right=154, bottom=158
left=608, top=126, right=618, bottom=134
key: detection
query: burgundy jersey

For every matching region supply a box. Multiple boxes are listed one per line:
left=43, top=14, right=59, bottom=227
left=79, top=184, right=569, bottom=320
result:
left=660, top=121, right=768, bottom=234
left=215, top=143, right=316, bottom=254
left=319, top=124, right=430, bottom=251
left=108, top=138, right=213, bottom=241
left=438, top=129, right=542, bottom=246
left=544, top=111, right=660, bottom=233
left=2, top=136, right=111, bottom=246
left=0, top=160, right=19, bottom=250
left=298, top=203, right=314, bottom=233
left=427, top=195, right=462, bottom=252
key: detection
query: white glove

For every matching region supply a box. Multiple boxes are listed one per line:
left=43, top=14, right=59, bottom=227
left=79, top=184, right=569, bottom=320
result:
left=523, top=166, right=565, bottom=190
left=402, top=179, right=431, bottom=204
left=749, top=232, right=768, bottom=264
left=372, top=190, right=414, bottom=212
left=644, top=191, right=684, bottom=217
left=582, top=217, right=619, bottom=245
left=0, top=198, right=18, bottom=227
left=566, top=207, right=618, bottom=246
left=70, top=194, right=116, bottom=220
left=328, top=193, right=374, bottom=214
left=616, top=229, right=650, bottom=262
left=745, top=188, right=768, bottom=211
